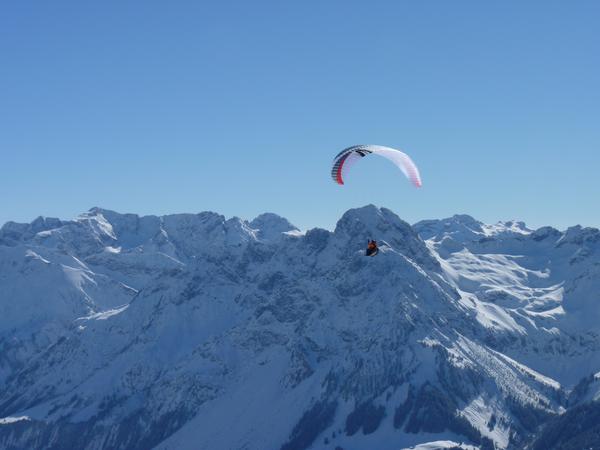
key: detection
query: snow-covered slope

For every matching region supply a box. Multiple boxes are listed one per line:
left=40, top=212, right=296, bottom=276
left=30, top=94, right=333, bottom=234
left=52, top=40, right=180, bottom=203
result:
left=0, top=206, right=598, bottom=450
left=414, top=214, right=600, bottom=386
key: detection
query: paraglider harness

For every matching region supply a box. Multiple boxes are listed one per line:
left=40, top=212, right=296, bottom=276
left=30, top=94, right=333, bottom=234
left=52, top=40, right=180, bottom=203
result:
left=366, top=240, right=379, bottom=257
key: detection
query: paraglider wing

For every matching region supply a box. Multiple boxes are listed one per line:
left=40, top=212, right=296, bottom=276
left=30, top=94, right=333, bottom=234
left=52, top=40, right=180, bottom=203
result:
left=369, top=145, right=422, bottom=188
left=331, top=145, right=422, bottom=187
left=331, top=146, right=372, bottom=185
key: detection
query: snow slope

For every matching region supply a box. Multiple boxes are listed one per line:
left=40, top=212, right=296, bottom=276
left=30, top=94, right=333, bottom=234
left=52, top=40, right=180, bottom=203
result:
left=414, top=214, right=600, bottom=385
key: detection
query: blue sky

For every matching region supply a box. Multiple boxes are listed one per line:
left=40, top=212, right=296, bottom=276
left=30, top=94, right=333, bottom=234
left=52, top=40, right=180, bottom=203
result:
left=1, top=1, right=599, bottom=230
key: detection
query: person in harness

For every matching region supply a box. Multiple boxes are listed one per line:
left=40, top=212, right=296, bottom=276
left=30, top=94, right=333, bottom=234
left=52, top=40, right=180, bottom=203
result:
left=366, top=239, right=379, bottom=257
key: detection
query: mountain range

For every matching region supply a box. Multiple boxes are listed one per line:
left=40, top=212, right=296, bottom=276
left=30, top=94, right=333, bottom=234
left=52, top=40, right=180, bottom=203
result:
left=1, top=205, right=599, bottom=450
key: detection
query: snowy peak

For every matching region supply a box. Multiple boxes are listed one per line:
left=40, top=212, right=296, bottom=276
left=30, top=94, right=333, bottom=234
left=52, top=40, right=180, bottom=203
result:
left=29, top=216, right=64, bottom=233
left=414, top=214, right=531, bottom=243
left=76, top=208, right=119, bottom=242
left=0, top=216, right=64, bottom=245
left=79, top=207, right=162, bottom=249
left=334, top=205, right=415, bottom=241
left=249, top=213, right=299, bottom=241
left=531, top=226, right=562, bottom=242
left=414, top=214, right=484, bottom=242
left=2, top=208, right=305, bottom=261
left=558, top=225, right=600, bottom=246
left=483, top=220, right=531, bottom=236
left=416, top=211, right=600, bottom=383
left=334, top=205, right=440, bottom=270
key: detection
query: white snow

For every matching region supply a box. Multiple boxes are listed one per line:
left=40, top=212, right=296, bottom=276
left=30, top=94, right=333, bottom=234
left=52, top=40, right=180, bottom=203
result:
left=402, top=441, right=478, bottom=450
left=0, top=416, right=30, bottom=425
left=481, top=221, right=532, bottom=237
left=283, top=229, right=306, bottom=237
left=459, top=396, right=510, bottom=448
left=25, top=250, right=50, bottom=263
left=403, top=441, right=478, bottom=450
left=79, top=304, right=129, bottom=321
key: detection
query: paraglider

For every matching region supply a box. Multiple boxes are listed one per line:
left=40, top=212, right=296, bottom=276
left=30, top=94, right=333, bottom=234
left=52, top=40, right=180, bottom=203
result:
left=331, top=145, right=422, bottom=257
left=331, top=145, right=422, bottom=188
left=366, top=240, right=379, bottom=257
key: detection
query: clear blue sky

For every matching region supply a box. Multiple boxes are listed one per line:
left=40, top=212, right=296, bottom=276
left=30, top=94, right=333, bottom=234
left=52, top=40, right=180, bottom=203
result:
left=1, top=1, right=599, bottom=230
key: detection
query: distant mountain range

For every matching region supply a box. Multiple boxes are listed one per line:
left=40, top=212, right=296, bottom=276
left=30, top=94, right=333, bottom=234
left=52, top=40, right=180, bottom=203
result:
left=1, top=205, right=599, bottom=450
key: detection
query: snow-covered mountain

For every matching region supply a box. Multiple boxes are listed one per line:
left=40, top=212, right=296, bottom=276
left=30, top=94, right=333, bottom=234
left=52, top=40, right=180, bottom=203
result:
left=0, top=206, right=599, bottom=450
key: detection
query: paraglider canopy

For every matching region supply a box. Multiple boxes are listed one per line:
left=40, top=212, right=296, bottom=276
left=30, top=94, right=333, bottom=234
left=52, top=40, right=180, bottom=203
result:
left=331, top=145, right=422, bottom=188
